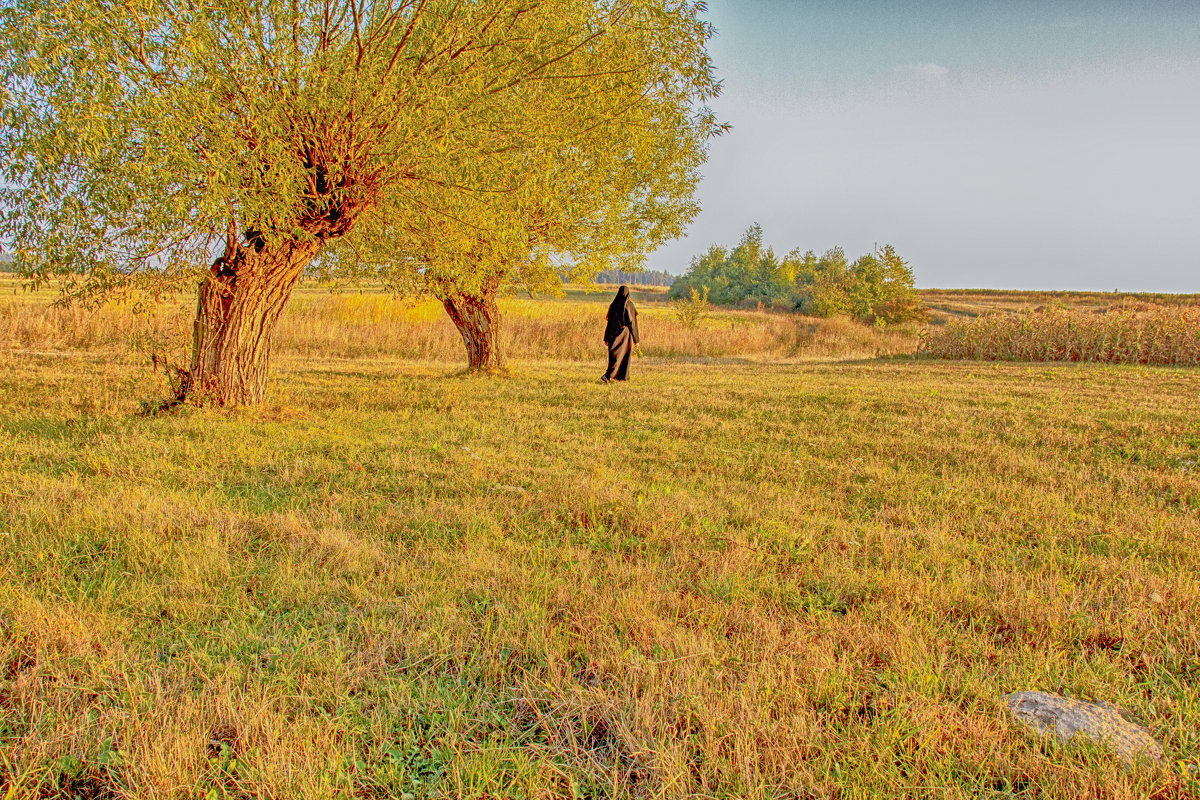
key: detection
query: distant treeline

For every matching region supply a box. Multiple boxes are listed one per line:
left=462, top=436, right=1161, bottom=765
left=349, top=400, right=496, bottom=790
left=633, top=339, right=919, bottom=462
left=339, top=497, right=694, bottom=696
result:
left=0, top=254, right=15, bottom=272
left=669, top=224, right=924, bottom=325
left=591, top=268, right=675, bottom=287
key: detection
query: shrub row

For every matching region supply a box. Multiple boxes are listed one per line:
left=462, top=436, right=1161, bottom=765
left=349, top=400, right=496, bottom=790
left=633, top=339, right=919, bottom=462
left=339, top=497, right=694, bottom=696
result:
left=669, top=224, right=924, bottom=326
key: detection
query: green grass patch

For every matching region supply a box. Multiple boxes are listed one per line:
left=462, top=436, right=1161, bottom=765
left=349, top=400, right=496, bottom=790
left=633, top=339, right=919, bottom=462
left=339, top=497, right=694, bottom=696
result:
left=2, top=350, right=1198, bottom=798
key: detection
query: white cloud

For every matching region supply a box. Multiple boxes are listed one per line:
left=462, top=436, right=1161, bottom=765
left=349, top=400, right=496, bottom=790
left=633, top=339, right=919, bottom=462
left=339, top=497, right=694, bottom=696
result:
left=894, top=62, right=950, bottom=80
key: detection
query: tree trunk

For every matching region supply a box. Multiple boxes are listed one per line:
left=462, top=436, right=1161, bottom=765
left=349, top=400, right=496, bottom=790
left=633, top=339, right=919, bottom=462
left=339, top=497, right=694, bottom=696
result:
left=187, top=240, right=318, bottom=406
left=442, top=289, right=505, bottom=371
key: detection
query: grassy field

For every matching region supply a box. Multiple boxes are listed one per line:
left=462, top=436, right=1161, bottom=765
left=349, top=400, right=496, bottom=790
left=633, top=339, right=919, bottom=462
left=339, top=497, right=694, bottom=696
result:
left=921, top=289, right=1200, bottom=327
left=0, top=279, right=919, bottom=366
left=921, top=306, right=1200, bottom=367
left=1, top=280, right=1199, bottom=799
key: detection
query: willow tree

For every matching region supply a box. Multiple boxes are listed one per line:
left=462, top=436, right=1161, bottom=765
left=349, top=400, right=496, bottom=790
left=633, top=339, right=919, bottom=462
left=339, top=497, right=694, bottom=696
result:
left=1, top=0, right=718, bottom=403
left=413, top=91, right=715, bottom=373
left=324, top=110, right=717, bottom=373
left=314, top=3, right=720, bottom=372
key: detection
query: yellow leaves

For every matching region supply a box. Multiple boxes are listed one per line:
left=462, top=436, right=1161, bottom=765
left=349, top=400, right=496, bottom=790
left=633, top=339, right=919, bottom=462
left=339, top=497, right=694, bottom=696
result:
left=5, top=0, right=719, bottom=316
left=87, top=454, right=115, bottom=477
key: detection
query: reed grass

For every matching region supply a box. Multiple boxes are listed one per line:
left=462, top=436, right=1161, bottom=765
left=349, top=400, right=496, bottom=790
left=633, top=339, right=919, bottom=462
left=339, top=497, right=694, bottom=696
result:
left=920, top=305, right=1200, bottom=366
left=0, top=279, right=919, bottom=364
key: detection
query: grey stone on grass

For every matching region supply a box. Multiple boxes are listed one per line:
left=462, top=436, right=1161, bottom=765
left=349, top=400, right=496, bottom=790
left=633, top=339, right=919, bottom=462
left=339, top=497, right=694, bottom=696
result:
left=1005, top=691, right=1163, bottom=766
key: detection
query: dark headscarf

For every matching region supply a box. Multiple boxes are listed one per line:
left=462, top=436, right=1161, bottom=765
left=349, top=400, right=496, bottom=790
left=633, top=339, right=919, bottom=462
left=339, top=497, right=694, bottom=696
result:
left=606, top=285, right=629, bottom=322
left=604, top=285, right=638, bottom=345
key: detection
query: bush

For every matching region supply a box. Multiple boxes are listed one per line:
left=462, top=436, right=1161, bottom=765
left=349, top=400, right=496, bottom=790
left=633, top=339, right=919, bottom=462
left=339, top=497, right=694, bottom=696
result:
left=670, top=226, right=924, bottom=325
left=672, top=286, right=710, bottom=329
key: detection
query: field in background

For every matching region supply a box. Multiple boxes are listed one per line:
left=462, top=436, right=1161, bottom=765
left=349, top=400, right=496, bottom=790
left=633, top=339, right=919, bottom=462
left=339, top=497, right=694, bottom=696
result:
left=2, top=278, right=1199, bottom=798
left=0, top=278, right=918, bottom=367
left=922, top=289, right=1200, bottom=325
left=922, top=306, right=1200, bottom=367
left=920, top=290, right=1200, bottom=367
left=8, top=277, right=1200, bottom=368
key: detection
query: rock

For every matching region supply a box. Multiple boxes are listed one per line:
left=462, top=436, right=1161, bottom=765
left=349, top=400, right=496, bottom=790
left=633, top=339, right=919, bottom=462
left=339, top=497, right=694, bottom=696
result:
left=1005, top=691, right=1163, bottom=766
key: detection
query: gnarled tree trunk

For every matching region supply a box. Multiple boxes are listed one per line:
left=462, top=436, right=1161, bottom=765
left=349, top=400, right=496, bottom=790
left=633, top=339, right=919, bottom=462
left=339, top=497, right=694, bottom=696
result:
left=187, top=240, right=319, bottom=406
left=442, top=288, right=505, bottom=371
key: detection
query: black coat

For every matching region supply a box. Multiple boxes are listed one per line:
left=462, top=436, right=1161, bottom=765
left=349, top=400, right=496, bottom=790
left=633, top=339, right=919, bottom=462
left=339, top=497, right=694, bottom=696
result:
left=603, top=286, right=639, bottom=381
left=603, top=287, right=639, bottom=345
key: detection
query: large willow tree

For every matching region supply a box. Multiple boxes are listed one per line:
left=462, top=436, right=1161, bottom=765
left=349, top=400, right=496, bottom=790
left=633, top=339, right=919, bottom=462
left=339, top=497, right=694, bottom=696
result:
left=1, top=0, right=719, bottom=403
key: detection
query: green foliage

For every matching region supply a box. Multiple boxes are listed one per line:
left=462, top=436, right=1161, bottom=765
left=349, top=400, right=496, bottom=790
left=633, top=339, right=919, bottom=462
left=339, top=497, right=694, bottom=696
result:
left=1, top=0, right=720, bottom=303
left=672, top=285, right=710, bottom=329
left=671, top=226, right=925, bottom=325
left=3, top=340, right=1199, bottom=798
left=668, top=224, right=785, bottom=308
left=592, top=268, right=675, bottom=287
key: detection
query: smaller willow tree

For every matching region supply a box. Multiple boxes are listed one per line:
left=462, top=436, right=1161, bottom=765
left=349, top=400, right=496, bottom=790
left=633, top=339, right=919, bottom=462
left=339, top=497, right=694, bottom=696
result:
left=317, top=6, right=719, bottom=372
left=431, top=108, right=713, bottom=372
left=324, top=109, right=715, bottom=371
left=1, top=0, right=719, bottom=403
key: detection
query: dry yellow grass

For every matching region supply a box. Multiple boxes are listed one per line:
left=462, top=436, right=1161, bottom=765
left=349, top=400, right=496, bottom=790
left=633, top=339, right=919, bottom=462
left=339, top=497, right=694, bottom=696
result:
left=921, top=305, right=1200, bottom=366
left=920, top=289, right=1200, bottom=327
left=1, top=279, right=1198, bottom=799
left=0, top=278, right=919, bottom=366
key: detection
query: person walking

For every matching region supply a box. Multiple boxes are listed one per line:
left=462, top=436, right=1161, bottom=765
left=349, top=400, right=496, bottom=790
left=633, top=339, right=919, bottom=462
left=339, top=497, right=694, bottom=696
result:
left=602, top=285, right=639, bottom=383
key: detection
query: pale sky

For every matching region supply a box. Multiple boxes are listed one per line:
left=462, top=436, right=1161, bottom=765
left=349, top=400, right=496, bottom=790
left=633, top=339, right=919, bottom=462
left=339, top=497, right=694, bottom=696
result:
left=648, top=0, right=1200, bottom=291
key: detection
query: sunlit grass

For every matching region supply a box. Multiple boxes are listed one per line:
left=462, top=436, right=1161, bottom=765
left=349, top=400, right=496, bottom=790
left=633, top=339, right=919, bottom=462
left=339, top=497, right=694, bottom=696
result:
left=0, top=277, right=920, bottom=364
left=0, top=280, right=1198, bottom=798
left=922, top=306, right=1200, bottom=366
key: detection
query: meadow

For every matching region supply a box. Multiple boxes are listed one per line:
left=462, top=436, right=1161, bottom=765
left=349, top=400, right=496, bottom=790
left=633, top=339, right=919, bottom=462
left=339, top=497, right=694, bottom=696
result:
left=920, top=290, right=1200, bottom=325
left=1, top=279, right=1198, bottom=799
left=0, top=280, right=919, bottom=368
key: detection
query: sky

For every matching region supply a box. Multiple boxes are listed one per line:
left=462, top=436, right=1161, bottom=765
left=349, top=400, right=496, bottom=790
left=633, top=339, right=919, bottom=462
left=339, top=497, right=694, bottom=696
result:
left=646, top=0, right=1200, bottom=291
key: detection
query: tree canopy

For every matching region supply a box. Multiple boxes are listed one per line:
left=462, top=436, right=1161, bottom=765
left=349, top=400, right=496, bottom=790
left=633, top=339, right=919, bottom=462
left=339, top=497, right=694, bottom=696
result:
left=670, top=225, right=925, bottom=325
left=592, top=268, right=674, bottom=287
left=1, top=0, right=720, bottom=400
left=310, top=3, right=720, bottom=370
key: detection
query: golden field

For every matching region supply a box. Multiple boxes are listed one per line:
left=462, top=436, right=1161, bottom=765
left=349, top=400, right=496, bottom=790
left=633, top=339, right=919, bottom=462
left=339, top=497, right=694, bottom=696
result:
left=1, top=277, right=1198, bottom=799
left=0, top=280, right=919, bottom=367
